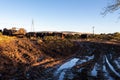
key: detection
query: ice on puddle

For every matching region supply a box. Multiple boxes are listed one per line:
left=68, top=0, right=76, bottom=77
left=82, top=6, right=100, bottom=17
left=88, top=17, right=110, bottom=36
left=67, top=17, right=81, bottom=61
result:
left=57, top=58, right=79, bottom=72
left=91, top=63, right=97, bottom=76
left=105, top=56, right=120, bottom=77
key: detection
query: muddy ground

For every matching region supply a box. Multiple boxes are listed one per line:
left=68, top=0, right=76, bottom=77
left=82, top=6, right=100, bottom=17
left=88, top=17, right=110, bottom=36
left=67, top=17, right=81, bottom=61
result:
left=0, top=36, right=120, bottom=80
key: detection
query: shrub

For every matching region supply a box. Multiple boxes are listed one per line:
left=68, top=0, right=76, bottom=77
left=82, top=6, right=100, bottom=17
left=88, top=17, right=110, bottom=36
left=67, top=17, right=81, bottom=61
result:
left=43, top=36, right=62, bottom=41
left=113, top=32, right=120, bottom=40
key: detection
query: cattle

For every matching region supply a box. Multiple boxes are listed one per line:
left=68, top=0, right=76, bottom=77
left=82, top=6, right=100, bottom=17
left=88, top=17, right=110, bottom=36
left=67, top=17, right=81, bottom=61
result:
left=80, top=34, right=88, bottom=39
left=3, top=28, right=13, bottom=36
left=36, top=32, right=63, bottom=38
left=53, top=32, right=63, bottom=37
left=26, top=32, right=36, bottom=38
left=2, top=28, right=64, bottom=39
left=2, top=28, right=26, bottom=38
left=36, top=32, right=45, bottom=39
left=0, top=30, right=2, bottom=33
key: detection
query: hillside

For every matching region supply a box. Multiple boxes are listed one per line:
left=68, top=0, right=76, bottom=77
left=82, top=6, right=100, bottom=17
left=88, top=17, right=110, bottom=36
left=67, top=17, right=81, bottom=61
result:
left=0, top=35, right=120, bottom=80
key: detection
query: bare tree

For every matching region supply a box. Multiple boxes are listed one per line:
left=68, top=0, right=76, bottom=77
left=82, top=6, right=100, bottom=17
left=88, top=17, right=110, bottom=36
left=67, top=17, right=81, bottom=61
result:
left=103, top=0, right=120, bottom=15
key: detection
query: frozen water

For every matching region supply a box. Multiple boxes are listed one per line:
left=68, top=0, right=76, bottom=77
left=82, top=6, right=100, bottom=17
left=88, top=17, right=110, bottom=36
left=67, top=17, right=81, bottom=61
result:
left=77, top=59, right=87, bottom=64
left=105, top=56, right=120, bottom=77
left=77, top=55, right=94, bottom=65
left=86, top=55, right=94, bottom=60
left=103, top=65, right=114, bottom=80
left=59, top=70, right=66, bottom=80
left=55, top=58, right=79, bottom=80
left=91, top=63, right=97, bottom=76
left=57, top=58, right=79, bottom=72
left=114, top=60, right=120, bottom=69
left=78, top=68, right=84, bottom=72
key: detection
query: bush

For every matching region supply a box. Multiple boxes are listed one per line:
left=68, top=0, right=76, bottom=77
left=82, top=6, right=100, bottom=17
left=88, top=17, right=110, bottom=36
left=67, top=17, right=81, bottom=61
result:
left=113, top=32, right=120, bottom=40
left=43, top=36, right=62, bottom=41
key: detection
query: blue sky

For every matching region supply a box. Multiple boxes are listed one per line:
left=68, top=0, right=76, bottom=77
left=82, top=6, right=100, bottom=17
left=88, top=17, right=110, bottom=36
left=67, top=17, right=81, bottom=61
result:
left=0, top=0, right=119, bottom=33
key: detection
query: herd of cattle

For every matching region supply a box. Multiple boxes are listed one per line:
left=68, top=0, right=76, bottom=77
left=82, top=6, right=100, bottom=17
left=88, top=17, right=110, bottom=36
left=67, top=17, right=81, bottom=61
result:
left=0, top=28, right=89, bottom=39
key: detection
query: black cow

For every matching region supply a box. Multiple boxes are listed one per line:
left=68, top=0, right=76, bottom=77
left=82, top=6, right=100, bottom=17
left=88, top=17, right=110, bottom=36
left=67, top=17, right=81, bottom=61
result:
left=80, top=34, right=88, bottom=39
left=36, top=32, right=45, bottom=39
left=53, top=32, right=63, bottom=37
left=26, top=32, right=36, bottom=38
left=3, top=28, right=12, bottom=36
left=0, top=30, right=2, bottom=33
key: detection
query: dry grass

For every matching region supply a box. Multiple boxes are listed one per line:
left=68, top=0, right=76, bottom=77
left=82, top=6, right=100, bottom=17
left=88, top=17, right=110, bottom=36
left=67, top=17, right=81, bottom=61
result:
left=0, top=35, right=16, bottom=44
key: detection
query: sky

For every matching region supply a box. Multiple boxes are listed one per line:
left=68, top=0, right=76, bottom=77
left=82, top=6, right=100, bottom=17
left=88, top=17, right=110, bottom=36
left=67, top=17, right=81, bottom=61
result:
left=0, top=0, right=119, bottom=33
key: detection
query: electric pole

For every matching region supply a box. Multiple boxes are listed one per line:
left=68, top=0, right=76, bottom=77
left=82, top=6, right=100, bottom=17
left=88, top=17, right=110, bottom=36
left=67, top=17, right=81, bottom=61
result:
left=92, top=26, right=95, bottom=36
left=31, top=19, right=34, bottom=32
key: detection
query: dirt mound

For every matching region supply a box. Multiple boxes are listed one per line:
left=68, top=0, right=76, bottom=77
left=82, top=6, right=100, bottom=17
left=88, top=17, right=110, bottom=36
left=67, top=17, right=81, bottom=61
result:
left=0, top=37, right=43, bottom=80
left=38, top=39, right=79, bottom=58
left=0, top=36, right=78, bottom=80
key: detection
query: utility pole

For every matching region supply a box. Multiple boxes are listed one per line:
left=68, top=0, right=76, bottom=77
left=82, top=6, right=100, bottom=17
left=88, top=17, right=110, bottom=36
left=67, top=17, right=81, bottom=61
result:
left=92, top=26, right=95, bottom=36
left=31, top=19, right=36, bottom=38
left=31, top=19, right=34, bottom=32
